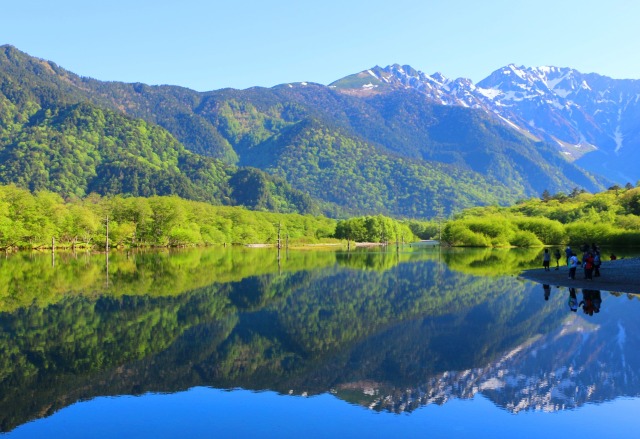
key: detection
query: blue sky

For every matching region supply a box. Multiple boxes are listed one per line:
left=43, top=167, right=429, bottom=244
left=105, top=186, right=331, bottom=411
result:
left=2, top=0, right=637, bottom=91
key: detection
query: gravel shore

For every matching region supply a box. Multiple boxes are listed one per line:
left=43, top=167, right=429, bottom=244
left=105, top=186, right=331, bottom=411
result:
left=519, top=257, right=640, bottom=294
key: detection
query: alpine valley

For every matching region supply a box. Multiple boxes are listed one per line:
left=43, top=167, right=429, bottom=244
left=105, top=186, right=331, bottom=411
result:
left=1, top=45, right=635, bottom=218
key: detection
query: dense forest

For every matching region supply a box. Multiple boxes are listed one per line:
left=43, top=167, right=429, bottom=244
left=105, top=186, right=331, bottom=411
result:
left=441, top=185, right=640, bottom=247
left=0, top=75, right=333, bottom=215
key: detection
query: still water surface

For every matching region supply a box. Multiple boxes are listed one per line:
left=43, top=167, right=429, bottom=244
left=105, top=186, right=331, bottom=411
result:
left=1, top=246, right=640, bottom=438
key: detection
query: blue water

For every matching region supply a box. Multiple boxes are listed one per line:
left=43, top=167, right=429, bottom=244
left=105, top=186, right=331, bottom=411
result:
left=8, top=388, right=640, bottom=439
left=1, top=247, right=640, bottom=438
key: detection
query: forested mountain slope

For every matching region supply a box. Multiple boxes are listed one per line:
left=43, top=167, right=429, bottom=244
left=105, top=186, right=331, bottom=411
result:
left=0, top=45, right=608, bottom=217
left=0, top=61, right=322, bottom=214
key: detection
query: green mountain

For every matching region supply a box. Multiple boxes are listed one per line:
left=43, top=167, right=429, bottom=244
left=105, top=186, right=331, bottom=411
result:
left=0, top=45, right=608, bottom=217
left=0, top=47, right=325, bottom=215
left=237, top=118, right=513, bottom=216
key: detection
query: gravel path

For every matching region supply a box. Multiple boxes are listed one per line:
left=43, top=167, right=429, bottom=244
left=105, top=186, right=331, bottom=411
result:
left=519, top=257, right=640, bottom=294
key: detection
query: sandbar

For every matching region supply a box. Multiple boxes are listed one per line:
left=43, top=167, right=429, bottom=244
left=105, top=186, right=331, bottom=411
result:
left=519, top=257, right=640, bottom=294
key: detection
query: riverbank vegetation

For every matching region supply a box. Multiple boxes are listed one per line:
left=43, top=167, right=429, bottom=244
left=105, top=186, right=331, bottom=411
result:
left=0, top=184, right=422, bottom=249
left=5, top=181, right=638, bottom=251
left=441, top=185, right=640, bottom=247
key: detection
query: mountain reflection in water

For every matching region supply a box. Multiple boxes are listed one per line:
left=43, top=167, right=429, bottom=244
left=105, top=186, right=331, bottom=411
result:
left=1, top=247, right=640, bottom=432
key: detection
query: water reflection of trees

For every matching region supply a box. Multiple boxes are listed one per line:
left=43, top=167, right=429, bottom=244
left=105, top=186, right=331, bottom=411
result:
left=2, top=248, right=639, bottom=431
left=0, top=248, right=339, bottom=312
left=440, top=247, right=545, bottom=276
left=0, top=246, right=549, bottom=313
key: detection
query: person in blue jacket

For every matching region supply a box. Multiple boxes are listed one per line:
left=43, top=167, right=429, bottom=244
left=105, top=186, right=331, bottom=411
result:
left=565, top=246, right=572, bottom=266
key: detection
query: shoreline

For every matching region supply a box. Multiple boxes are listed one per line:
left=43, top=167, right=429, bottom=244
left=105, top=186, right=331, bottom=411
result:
left=519, top=257, right=640, bottom=295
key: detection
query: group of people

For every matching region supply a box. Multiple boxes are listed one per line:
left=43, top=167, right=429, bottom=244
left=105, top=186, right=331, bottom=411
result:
left=541, top=244, right=610, bottom=316
left=543, top=244, right=604, bottom=280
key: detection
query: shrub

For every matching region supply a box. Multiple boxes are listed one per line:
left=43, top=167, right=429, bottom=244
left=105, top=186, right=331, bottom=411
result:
left=442, top=222, right=491, bottom=247
left=564, top=222, right=616, bottom=246
left=510, top=230, right=543, bottom=247
left=513, top=217, right=565, bottom=244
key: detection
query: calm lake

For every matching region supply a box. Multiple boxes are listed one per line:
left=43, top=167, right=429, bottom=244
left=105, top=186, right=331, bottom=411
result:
left=2, top=245, right=640, bottom=438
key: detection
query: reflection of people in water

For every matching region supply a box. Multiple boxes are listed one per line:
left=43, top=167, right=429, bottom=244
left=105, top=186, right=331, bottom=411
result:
left=568, top=288, right=578, bottom=312
left=580, top=289, right=602, bottom=316
left=585, top=289, right=602, bottom=314
left=543, top=284, right=551, bottom=301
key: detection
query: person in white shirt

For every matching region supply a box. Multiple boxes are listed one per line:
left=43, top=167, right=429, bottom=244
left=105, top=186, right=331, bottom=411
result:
left=568, top=253, right=579, bottom=279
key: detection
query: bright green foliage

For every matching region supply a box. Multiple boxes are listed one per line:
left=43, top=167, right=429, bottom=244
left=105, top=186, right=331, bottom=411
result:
left=441, top=186, right=640, bottom=247
left=0, top=184, right=337, bottom=249
left=334, top=215, right=418, bottom=243
left=620, top=187, right=640, bottom=215
left=510, top=230, right=543, bottom=247
left=512, top=217, right=565, bottom=244
left=442, top=222, right=492, bottom=247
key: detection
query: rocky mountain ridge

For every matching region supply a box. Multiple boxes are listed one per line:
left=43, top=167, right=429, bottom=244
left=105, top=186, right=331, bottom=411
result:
left=332, top=64, right=640, bottom=183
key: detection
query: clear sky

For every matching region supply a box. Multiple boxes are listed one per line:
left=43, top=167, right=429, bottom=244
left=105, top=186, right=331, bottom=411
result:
left=2, top=0, right=637, bottom=91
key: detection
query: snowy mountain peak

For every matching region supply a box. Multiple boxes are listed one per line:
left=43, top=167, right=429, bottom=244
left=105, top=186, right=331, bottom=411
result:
left=331, top=63, right=640, bottom=183
left=429, top=72, right=449, bottom=85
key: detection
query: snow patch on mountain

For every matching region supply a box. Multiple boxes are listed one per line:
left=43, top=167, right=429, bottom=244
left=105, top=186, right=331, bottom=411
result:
left=477, top=88, right=501, bottom=99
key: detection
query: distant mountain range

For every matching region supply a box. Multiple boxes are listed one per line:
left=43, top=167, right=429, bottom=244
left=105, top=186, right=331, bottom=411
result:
left=0, top=45, right=625, bottom=218
left=332, top=64, right=640, bottom=184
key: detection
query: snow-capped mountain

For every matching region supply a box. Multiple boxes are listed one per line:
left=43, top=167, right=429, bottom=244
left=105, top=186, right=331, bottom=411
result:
left=331, top=64, right=640, bottom=184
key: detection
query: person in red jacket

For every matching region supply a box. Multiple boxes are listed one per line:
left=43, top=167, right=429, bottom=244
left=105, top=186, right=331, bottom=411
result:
left=583, top=252, right=594, bottom=280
